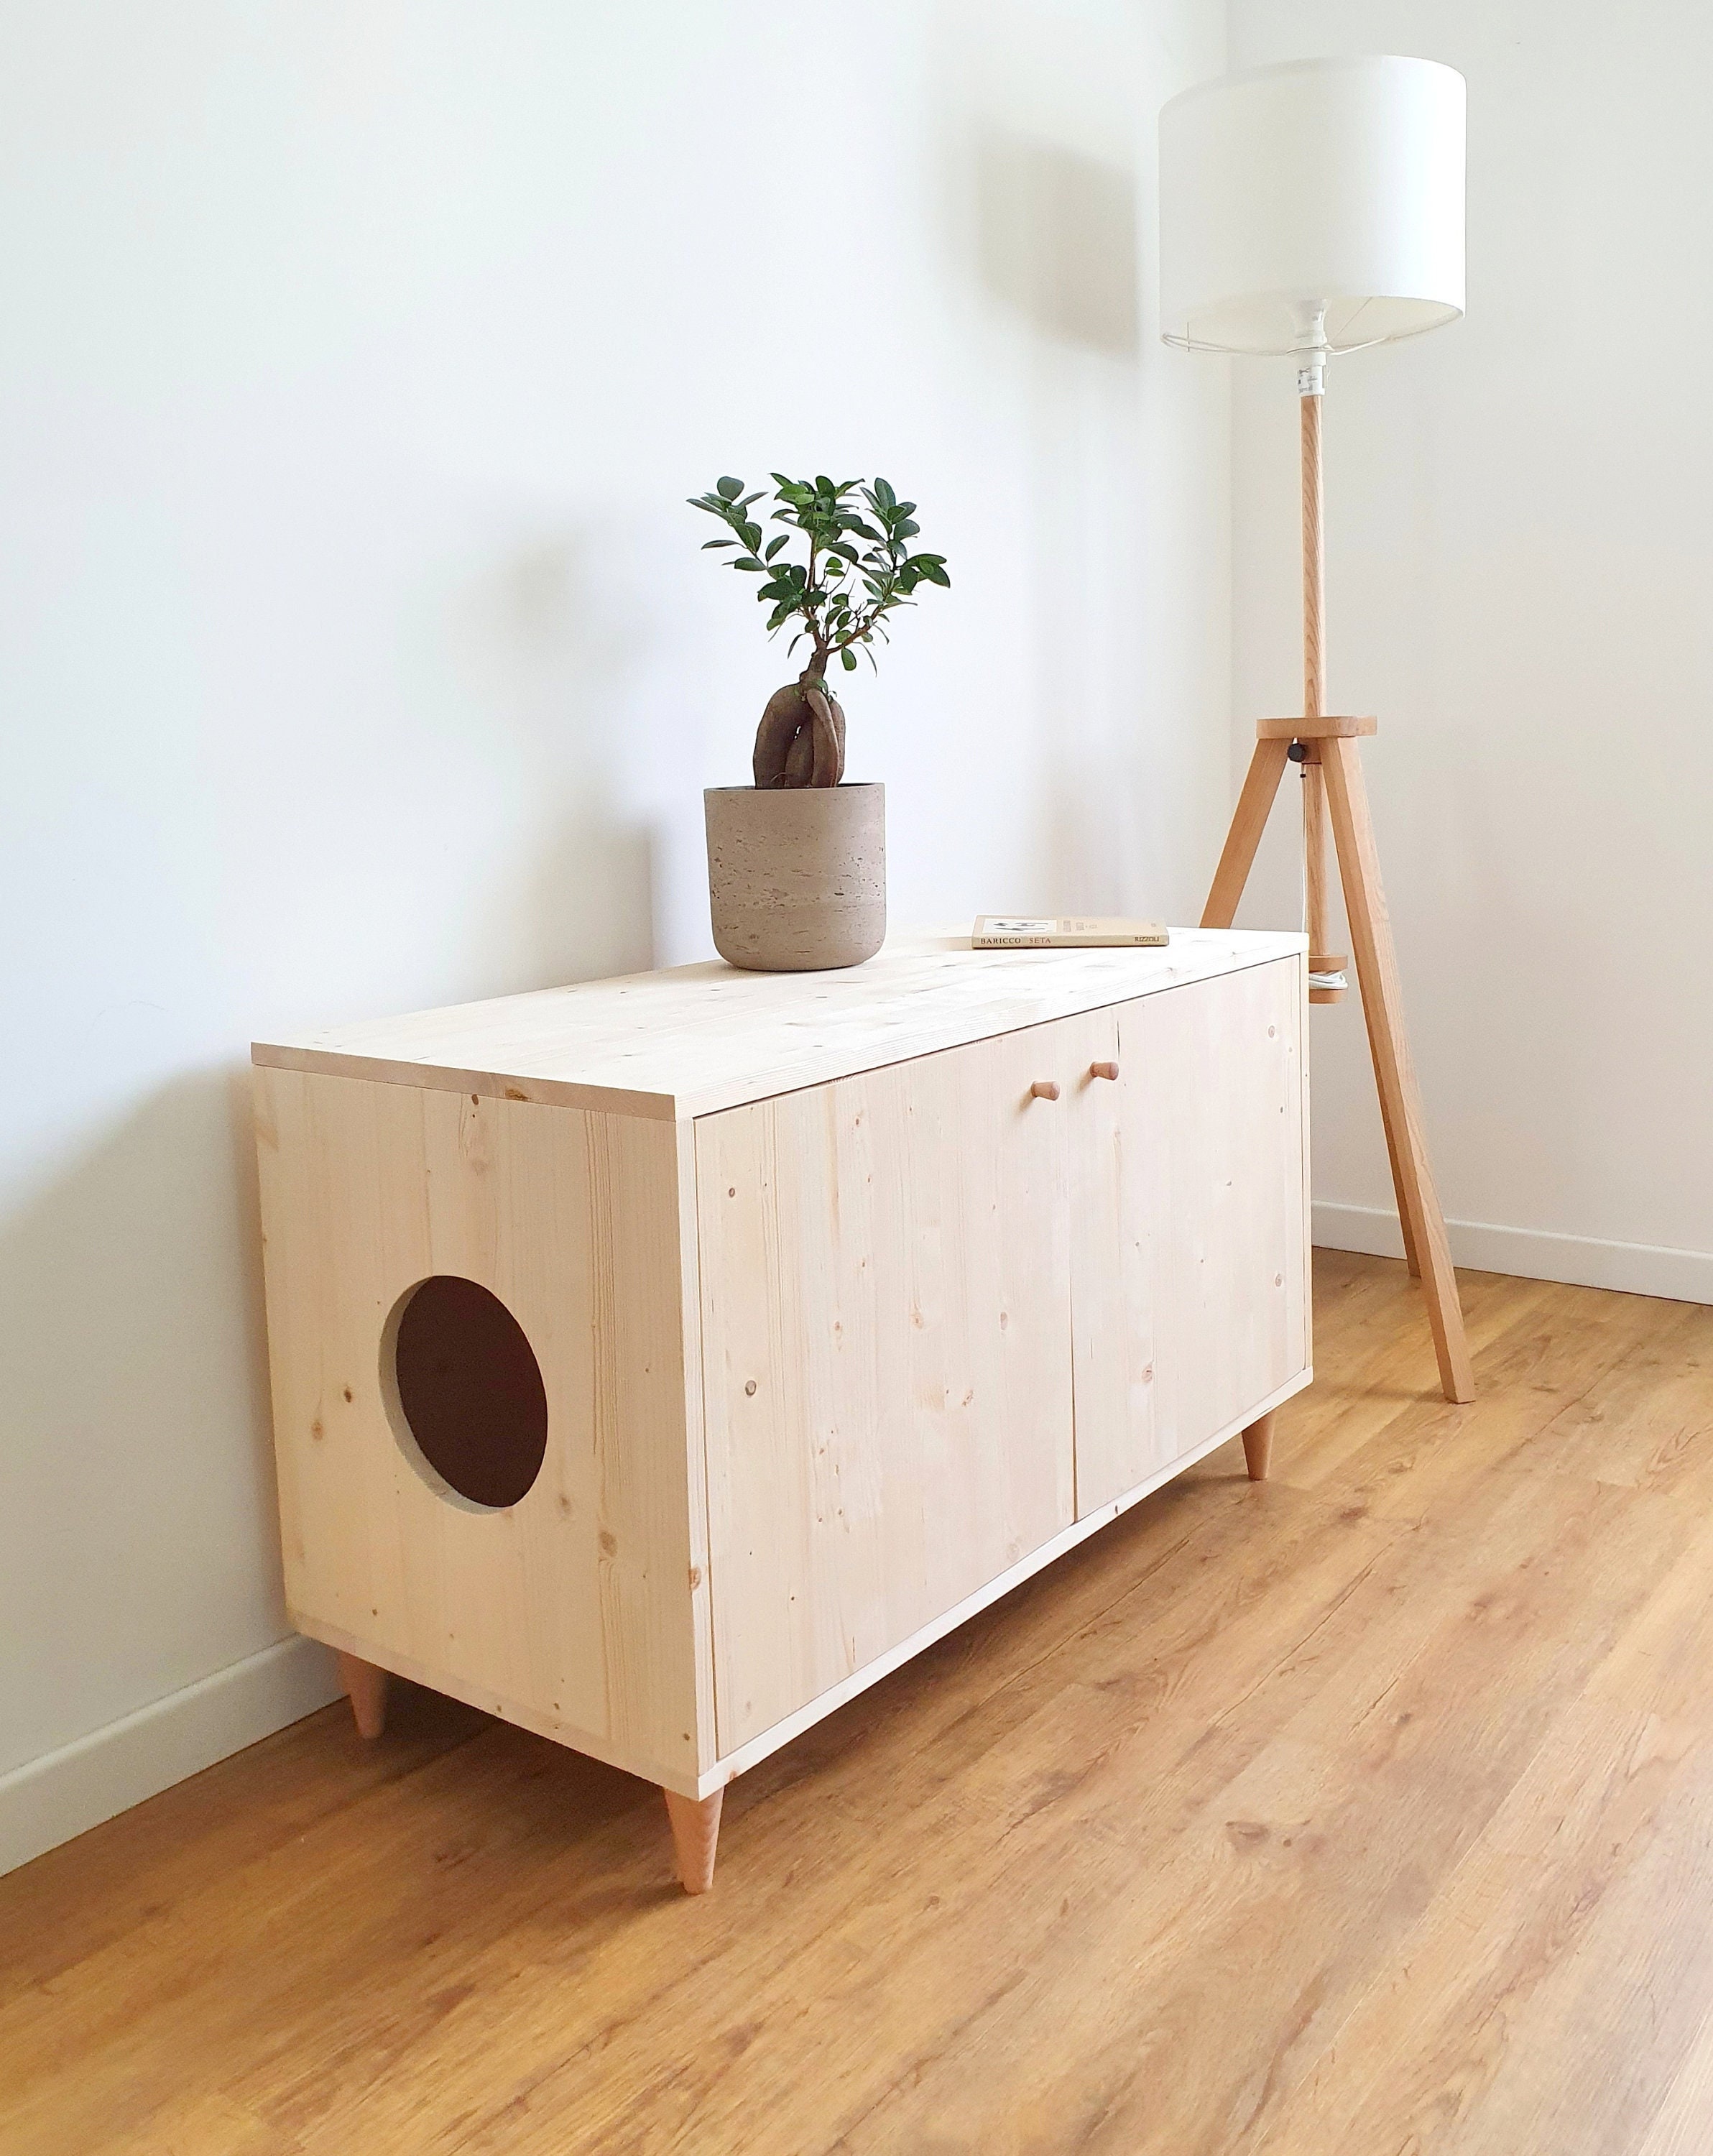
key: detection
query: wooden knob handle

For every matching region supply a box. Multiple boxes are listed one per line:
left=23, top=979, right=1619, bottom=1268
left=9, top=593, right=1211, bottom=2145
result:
left=1030, top=1079, right=1060, bottom=1102
left=1089, top=1061, right=1119, bottom=1082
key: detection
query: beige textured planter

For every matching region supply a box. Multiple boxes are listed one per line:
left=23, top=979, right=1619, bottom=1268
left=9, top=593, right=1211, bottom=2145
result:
left=704, top=783, right=885, bottom=972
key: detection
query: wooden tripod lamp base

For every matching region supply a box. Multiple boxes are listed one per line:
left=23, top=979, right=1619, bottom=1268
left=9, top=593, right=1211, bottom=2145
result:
left=1203, top=711, right=1474, bottom=1406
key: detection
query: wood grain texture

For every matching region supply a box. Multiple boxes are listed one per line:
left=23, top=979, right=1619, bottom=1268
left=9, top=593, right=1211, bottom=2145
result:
left=254, top=1067, right=714, bottom=1791
left=1298, top=389, right=1345, bottom=1011
left=1201, top=737, right=1293, bottom=932
left=5, top=1256, right=1710, bottom=2156
left=1071, top=964, right=1308, bottom=1515
left=1301, top=387, right=1325, bottom=723
left=334, top=1653, right=388, bottom=1740
left=662, top=1788, right=724, bottom=1895
left=694, top=1022, right=1078, bottom=1753
left=251, top=927, right=1305, bottom=1122
left=1241, top=1409, right=1275, bottom=1480
left=1255, top=714, right=1377, bottom=740
left=1320, top=737, right=1475, bottom=1403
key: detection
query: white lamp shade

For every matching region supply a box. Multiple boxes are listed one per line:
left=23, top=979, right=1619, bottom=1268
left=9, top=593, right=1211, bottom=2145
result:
left=1159, top=55, right=1465, bottom=356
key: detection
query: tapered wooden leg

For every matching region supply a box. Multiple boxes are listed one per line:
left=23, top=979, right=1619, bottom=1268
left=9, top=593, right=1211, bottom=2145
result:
left=1321, top=737, right=1474, bottom=1403
left=1241, top=1411, right=1276, bottom=1481
left=336, top=1652, right=389, bottom=1741
left=1376, top=1079, right=1423, bottom=1279
left=663, top=1787, right=724, bottom=1894
left=1201, top=737, right=1293, bottom=929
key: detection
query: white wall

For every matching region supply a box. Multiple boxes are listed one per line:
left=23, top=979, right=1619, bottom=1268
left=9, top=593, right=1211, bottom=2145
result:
left=1227, top=0, right=1713, bottom=1299
left=0, top=1, right=1230, bottom=1871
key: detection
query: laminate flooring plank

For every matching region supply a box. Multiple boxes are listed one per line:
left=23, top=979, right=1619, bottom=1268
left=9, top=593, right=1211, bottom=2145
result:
left=811, top=1447, right=1707, bottom=2152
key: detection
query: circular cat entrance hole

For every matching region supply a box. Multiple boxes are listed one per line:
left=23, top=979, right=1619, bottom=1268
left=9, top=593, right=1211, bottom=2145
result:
left=381, top=1276, right=548, bottom=1511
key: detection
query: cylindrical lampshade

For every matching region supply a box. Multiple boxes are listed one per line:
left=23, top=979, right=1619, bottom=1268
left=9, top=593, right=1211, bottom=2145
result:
left=1159, top=55, right=1465, bottom=355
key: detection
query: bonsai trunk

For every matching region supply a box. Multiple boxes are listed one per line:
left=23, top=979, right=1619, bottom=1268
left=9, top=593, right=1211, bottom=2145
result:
left=754, top=667, right=846, bottom=789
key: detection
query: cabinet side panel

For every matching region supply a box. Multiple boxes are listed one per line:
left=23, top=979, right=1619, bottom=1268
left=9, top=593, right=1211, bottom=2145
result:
left=252, top=1066, right=706, bottom=1784
left=696, top=1031, right=1075, bottom=1754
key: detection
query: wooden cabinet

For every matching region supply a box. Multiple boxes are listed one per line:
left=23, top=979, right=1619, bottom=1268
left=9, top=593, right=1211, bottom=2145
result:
left=253, top=929, right=1310, bottom=1892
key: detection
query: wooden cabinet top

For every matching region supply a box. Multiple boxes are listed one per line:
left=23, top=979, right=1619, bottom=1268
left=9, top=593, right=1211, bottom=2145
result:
left=251, top=926, right=1306, bottom=1122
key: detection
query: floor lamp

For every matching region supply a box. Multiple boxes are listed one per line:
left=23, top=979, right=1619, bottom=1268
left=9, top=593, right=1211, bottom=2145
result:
left=1159, top=55, right=1475, bottom=1404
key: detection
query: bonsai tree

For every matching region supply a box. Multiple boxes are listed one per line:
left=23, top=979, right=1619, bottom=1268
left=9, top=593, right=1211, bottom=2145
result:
left=689, top=471, right=950, bottom=788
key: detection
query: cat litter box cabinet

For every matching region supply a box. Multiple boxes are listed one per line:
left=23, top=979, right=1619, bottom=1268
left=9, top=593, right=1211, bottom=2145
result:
left=252, top=928, right=1311, bottom=1893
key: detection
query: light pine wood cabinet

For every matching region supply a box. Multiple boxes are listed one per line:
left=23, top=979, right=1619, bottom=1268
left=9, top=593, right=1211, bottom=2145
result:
left=253, top=930, right=1310, bottom=1892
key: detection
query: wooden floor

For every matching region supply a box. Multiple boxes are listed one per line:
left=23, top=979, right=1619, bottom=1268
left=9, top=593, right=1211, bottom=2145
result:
left=6, top=1252, right=1713, bottom=2155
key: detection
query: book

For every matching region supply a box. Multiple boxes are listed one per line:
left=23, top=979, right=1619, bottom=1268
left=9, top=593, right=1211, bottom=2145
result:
left=972, top=916, right=1170, bottom=950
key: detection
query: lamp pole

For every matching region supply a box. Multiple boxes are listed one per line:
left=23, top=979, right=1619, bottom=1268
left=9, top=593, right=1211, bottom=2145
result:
left=1296, top=331, right=1345, bottom=1005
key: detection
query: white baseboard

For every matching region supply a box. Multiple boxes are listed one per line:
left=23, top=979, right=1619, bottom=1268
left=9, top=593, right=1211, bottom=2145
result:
left=1314, top=1202, right=1713, bottom=1306
left=0, top=1634, right=342, bottom=1879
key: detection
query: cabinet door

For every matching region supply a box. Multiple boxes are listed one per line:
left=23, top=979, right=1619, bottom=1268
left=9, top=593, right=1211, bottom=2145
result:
left=1071, top=958, right=1308, bottom=1515
left=696, top=1023, right=1077, bottom=1754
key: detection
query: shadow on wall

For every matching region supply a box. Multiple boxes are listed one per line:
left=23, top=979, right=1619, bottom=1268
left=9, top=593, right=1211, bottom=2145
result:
left=0, top=1067, right=285, bottom=1774
left=446, top=531, right=660, bottom=987
left=2, top=534, right=667, bottom=1782
left=976, top=130, right=1140, bottom=356
left=971, top=128, right=1149, bottom=916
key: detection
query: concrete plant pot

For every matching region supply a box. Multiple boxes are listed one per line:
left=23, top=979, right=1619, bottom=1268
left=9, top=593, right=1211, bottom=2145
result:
left=704, top=782, right=885, bottom=972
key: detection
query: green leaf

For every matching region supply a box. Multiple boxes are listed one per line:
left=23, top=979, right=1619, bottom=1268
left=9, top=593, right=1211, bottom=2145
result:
left=896, top=518, right=919, bottom=538
left=716, top=475, right=744, bottom=501
left=919, top=562, right=950, bottom=586
left=873, top=476, right=896, bottom=510
left=765, top=534, right=789, bottom=560
left=732, top=557, right=765, bottom=571
left=701, top=538, right=736, bottom=549
left=841, top=648, right=858, bottom=671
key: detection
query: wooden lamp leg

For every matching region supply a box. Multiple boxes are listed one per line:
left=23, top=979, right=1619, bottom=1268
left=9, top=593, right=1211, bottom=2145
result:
left=1377, top=1085, right=1423, bottom=1279
left=336, top=1651, right=389, bottom=1740
left=1241, top=1411, right=1276, bottom=1481
left=662, top=1787, right=724, bottom=1895
left=1201, top=735, right=1293, bottom=931
left=1319, top=737, right=1474, bottom=1403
